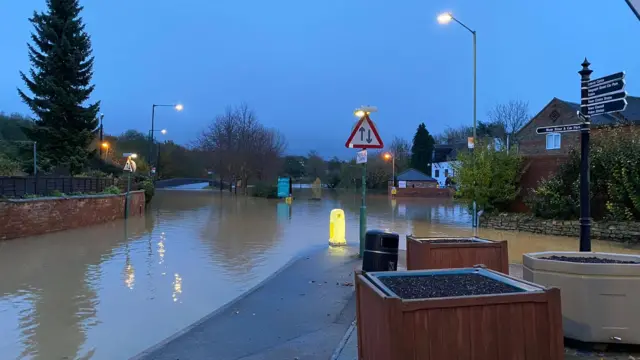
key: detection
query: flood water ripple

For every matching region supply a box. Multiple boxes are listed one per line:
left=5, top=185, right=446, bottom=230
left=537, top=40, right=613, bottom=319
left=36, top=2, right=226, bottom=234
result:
left=1, top=190, right=639, bottom=359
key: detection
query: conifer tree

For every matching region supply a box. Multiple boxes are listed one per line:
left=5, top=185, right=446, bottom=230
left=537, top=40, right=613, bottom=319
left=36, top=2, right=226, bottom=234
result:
left=18, top=0, right=99, bottom=174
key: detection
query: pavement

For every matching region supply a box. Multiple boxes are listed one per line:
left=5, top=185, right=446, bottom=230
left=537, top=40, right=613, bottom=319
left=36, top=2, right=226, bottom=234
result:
left=132, top=245, right=361, bottom=360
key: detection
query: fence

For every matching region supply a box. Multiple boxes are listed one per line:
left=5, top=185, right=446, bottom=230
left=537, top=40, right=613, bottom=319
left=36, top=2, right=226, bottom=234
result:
left=0, top=176, right=116, bottom=198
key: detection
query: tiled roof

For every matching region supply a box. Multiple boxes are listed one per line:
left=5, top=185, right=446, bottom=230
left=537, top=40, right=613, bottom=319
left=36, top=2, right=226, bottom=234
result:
left=397, top=168, right=437, bottom=182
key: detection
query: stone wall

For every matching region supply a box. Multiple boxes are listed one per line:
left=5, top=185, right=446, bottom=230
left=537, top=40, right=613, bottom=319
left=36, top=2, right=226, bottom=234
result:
left=0, top=191, right=145, bottom=240
left=480, top=213, right=640, bottom=243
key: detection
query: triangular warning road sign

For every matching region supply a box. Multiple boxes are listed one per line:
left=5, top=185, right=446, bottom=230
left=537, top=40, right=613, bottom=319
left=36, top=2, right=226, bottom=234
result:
left=123, top=159, right=133, bottom=172
left=345, top=114, right=384, bottom=149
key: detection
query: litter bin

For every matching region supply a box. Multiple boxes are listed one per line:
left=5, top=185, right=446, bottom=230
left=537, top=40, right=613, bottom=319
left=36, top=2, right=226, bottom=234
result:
left=362, top=230, right=399, bottom=272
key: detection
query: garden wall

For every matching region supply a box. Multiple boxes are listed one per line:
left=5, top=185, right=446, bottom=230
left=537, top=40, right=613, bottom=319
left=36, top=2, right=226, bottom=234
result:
left=480, top=213, right=640, bottom=243
left=0, top=191, right=145, bottom=240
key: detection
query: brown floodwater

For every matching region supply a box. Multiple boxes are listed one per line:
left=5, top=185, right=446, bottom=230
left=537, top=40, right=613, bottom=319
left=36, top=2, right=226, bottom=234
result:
left=1, top=189, right=639, bottom=359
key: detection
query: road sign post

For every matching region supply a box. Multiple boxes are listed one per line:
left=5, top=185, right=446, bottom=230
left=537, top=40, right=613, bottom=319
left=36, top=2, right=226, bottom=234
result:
left=346, top=112, right=384, bottom=257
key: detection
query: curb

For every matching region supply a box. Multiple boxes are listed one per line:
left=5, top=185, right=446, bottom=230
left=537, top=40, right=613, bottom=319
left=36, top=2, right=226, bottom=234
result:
left=129, top=244, right=354, bottom=360
left=330, top=319, right=356, bottom=360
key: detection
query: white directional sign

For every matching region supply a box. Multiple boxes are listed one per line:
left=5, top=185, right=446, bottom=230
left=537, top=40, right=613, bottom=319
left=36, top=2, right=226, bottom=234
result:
left=345, top=114, right=383, bottom=149
left=356, top=150, right=368, bottom=164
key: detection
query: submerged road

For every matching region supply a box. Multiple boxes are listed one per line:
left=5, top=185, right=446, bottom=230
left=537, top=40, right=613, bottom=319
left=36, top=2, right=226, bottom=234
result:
left=133, top=246, right=360, bottom=360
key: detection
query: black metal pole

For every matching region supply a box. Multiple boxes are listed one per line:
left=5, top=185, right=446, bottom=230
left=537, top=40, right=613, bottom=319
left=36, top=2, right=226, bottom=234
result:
left=99, top=114, right=104, bottom=158
left=579, top=58, right=592, bottom=252
left=149, top=105, right=156, bottom=166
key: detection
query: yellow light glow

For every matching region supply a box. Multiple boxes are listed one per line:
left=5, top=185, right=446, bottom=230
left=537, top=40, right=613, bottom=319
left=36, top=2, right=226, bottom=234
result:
left=383, top=152, right=392, bottom=160
left=130, top=153, right=138, bottom=159
left=101, top=142, right=109, bottom=149
left=354, top=110, right=365, bottom=118
left=437, top=12, right=453, bottom=24
left=175, top=104, right=184, bottom=111
left=172, top=273, right=183, bottom=302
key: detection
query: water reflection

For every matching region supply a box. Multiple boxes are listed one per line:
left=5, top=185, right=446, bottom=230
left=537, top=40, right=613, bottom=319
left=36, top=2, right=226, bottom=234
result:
left=0, top=189, right=639, bottom=359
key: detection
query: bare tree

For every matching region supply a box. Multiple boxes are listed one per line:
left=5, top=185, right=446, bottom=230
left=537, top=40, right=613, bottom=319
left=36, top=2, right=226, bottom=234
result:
left=388, top=137, right=411, bottom=172
left=487, top=100, right=530, bottom=142
left=195, top=104, right=286, bottom=192
left=434, top=125, right=473, bottom=144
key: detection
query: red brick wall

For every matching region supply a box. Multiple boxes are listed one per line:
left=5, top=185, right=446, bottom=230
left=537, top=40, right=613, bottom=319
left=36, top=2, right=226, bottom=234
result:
left=0, top=191, right=145, bottom=240
left=392, top=187, right=454, bottom=198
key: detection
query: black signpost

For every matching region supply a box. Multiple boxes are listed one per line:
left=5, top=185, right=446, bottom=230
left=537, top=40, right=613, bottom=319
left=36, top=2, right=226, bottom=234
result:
left=575, top=60, right=627, bottom=252
left=536, top=60, right=628, bottom=252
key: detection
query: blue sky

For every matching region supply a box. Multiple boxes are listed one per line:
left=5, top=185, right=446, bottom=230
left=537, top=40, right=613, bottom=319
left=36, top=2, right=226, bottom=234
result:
left=1, top=0, right=639, bottom=157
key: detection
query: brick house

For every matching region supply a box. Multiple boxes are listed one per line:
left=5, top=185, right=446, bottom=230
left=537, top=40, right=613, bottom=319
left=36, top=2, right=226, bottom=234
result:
left=517, top=96, right=640, bottom=155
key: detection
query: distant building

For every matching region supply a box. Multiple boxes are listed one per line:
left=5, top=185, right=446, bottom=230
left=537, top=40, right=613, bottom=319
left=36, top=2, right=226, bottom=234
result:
left=389, top=168, right=451, bottom=197
left=431, top=142, right=466, bottom=187
left=517, top=96, right=640, bottom=155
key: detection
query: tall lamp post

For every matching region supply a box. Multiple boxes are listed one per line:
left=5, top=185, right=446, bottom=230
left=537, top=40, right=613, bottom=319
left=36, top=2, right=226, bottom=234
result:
left=98, top=113, right=105, bottom=158
left=383, top=152, right=395, bottom=186
left=438, top=11, right=478, bottom=227
left=149, top=104, right=182, bottom=170
left=148, top=129, right=167, bottom=177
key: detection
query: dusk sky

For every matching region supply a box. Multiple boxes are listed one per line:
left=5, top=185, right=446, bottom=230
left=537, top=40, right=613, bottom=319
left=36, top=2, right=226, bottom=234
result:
left=1, top=0, right=639, bottom=157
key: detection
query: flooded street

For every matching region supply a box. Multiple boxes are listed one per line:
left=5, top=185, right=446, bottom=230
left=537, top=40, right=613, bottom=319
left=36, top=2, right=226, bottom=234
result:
left=1, top=190, right=640, bottom=359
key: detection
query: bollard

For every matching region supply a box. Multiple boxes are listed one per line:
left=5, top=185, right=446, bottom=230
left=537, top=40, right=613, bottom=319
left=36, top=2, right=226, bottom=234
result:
left=329, top=209, right=347, bottom=246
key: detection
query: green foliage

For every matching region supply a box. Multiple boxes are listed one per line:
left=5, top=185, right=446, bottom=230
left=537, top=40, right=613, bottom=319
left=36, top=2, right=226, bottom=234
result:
left=49, top=190, right=65, bottom=197
left=137, top=180, right=155, bottom=203
left=102, top=185, right=121, bottom=195
left=18, top=0, right=99, bottom=175
left=0, top=153, right=22, bottom=176
left=452, top=141, right=523, bottom=213
left=251, top=182, right=278, bottom=198
left=282, top=156, right=306, bottom=179
left=527, top=126, right=640, bottom=221
left=411, top=123, right=435, bottom=175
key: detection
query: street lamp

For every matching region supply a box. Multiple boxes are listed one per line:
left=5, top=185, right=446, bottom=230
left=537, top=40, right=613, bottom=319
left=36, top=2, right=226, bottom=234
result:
left=438, top=11, right=478, bottom=227
left=383, top=152, right=395, bottom=186
left=437, top=12, right=476, bottom=143
left=98, top=113, right=105, bottom=158
left=150, top=104, right=182, bottom=167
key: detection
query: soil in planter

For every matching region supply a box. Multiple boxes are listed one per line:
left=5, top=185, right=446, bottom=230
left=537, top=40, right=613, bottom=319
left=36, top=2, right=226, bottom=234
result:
left=541, top=255, right=640, bottom=264
left=424, top=239, right=479, bottom=244
left=378, top=273, right=523, bottom=299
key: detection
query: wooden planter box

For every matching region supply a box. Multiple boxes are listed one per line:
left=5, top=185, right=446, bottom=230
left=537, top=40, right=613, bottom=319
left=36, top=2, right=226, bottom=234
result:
left=406, top=235, right=509, bottom=273
left=355, top=268, right=563, bottom=360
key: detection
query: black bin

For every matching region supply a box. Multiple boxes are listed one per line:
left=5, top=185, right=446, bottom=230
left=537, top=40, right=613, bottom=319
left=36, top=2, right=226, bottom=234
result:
left=362, top=230, right=399, bottom=272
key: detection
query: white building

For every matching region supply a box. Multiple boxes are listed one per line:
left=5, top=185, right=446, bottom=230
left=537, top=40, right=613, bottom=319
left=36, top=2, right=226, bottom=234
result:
left=431, top=161, right=458, bottom=187
left=431, top=143, right=466, bottom=187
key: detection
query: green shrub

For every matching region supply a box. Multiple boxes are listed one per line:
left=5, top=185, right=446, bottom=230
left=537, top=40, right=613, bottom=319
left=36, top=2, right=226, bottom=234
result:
left=22, top=194, right=40, bottom=199
left=526, top=125, right=640, bottom=221
left=452, top=140, right=523, bottom=213
left=137, top=180, right=155, bottom=203
left=49, top=190, right=65, bottom=197
left=251, top=182, right=278, bottom=198
left=102, top=185, right=121, bottom=195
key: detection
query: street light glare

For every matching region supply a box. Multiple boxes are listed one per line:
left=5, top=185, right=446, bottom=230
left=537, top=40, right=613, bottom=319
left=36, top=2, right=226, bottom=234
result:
left=354, top=110, right=365, bottom=118
left=130, top=154, right=138, bottom=159
left=101, top=142, right=109, bottom=148
left=437, top=12, right=453, bottom=24
left=175, top=104, right=184, bottom=111
left=383, top=152, right=392, bottom=160
left=161, top=129, right=167, bottom=135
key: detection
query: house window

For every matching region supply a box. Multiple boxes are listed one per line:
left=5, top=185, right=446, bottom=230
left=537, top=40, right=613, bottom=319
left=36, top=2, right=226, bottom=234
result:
left=444, top=169, right=449, bottom=177
left=546, top=133, right=561, bottom=150
left=435, top=169, right=440, bottom=178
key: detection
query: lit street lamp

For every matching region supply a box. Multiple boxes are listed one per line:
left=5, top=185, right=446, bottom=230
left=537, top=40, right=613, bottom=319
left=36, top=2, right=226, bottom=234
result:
left=438, top=11, right=478, bottom=227
left=383, top=152, right=395, bottom=186
left=150, top=104, right=182, bottom=169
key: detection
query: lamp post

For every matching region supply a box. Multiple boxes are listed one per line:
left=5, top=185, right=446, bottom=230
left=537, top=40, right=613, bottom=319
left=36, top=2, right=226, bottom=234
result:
left=148, top=129, right=167, bottom=177
left=383, top=152, right=395, bottom=186
left=101, top=142, right=109, bottom=160
left=150, top=104, right=182, bottom=170
left=354, top=106, right=377, bottom=257
left=438, top=11, right=478, bottom=227
left=98, top=113, right=104, bottom=158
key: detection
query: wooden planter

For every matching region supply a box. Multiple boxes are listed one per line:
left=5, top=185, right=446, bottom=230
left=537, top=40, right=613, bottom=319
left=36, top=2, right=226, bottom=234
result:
left=355, top=268, right=563, bottom=360
left=406, top=235, right=509, bottom=273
